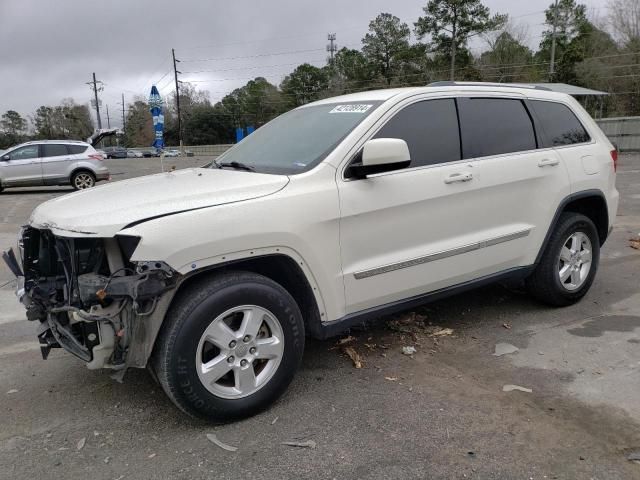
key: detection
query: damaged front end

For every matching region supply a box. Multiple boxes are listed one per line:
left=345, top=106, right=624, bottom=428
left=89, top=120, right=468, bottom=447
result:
left=3, top=227, right=181, bottom=377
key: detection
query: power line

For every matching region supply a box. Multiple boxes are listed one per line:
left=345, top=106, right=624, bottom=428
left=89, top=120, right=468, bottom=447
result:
left=153, top=68, right=174, bottom=86
left=181, top=47, right=330, bottom=63
left=182, top=59, right=327, bottom=75
left=138, top=53, right=175, bottom=92
left=180, top=25, right=364, bottom=52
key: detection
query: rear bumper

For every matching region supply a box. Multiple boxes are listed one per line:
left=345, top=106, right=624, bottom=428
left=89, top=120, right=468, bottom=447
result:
left=96, top=171, right=110, bottom=181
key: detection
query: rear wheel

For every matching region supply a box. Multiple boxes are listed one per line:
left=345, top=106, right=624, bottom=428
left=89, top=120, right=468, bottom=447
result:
left=71, top=170, right=96, bottom=190
left=526, top=212, right=600, bottom=306
left=152, top=271, right=305, bottom=421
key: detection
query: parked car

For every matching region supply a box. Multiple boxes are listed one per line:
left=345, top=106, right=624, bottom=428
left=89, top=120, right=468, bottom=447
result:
left=0, top=140, right=109, bottom=191
left=127, top=149, right=143, bottom=158
left=141, top=150, right=159, bottom=158
left=102, top=146, right=128, bottom=159
left=5, top=83, right=618, bottom=421
left=163, top=149, right=181, bottom=157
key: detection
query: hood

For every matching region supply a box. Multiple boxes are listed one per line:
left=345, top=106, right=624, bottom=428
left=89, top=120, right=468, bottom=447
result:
left=30, top=168, right=289, bottom=237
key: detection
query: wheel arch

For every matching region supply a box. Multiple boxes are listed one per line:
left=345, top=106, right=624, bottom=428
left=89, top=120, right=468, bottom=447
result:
left=171, top=253, right=324, bottom=339
left=535, top=189, right=609, bottom=265
left=69, top=166, right=96, bottom=182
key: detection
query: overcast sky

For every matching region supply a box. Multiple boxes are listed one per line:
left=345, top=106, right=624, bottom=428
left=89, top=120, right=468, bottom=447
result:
left=0, top=0, right=608, bottom=129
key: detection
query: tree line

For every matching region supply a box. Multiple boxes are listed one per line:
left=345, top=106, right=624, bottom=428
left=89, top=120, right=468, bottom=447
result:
left=2, top=0, right=640, bottom=149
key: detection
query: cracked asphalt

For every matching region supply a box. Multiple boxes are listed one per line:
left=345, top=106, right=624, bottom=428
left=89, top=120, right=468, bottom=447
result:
left=0, top=155, right=639, bottom=479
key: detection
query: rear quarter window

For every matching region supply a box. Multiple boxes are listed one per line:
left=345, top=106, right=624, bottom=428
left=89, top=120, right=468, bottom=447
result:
left=67, top=145, right=88, bottom=154
left=529, top=100, right=590, bottom=147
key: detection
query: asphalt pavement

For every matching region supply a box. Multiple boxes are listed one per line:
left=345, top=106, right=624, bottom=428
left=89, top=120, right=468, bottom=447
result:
left=0, top=155, right=639, bottom=479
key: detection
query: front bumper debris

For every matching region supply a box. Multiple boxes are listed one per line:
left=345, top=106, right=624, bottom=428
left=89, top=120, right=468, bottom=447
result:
left=2, top=227, right=181, bottom=374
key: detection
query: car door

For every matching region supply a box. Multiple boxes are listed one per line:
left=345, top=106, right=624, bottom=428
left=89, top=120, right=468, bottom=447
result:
left=338, top=97, right=492, bottom=315
left=455, top=96, right=570, bottom=269
left=41, top=143, right=74, bottom=185
left=0, top=145, right=42, bottom=186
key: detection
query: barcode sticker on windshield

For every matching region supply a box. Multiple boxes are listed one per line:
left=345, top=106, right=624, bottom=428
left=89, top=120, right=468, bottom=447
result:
left=329, top=104, right=373, bottom=114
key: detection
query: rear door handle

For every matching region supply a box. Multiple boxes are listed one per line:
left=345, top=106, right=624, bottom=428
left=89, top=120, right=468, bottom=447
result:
left=538, top=158, right=559, bottom=167
left=444, top=172, right=473, bottom=184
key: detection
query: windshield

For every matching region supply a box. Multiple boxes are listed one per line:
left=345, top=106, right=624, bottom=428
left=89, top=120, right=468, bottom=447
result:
left=212, top=102, right=381, bottom=175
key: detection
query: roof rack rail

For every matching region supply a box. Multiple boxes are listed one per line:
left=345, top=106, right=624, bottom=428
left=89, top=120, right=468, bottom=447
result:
left=427, top=81, right=551, bottom=91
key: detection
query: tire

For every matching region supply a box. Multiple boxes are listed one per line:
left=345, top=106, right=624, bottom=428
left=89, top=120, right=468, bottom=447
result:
left=71, top=170, right=96, bottom=190
left=526, top=212, right=600, bottom=307
left=152, top=271, right=305, bottom=421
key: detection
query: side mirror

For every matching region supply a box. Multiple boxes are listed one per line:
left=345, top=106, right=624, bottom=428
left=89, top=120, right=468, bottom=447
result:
left=1, top=155, right=10, bottom=161
left=346, top=138, right=411, bottom=179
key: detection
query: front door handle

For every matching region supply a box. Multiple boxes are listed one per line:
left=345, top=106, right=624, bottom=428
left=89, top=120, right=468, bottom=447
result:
left=538, top=158, right=559, bottom=167
left=444, top=172, right=473, bottom=184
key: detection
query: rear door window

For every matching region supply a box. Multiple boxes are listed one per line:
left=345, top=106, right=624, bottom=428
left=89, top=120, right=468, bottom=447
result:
left=373, top=98, right=461, bottom=168
left=458, top=98, right=537, bottom=158
left=529, top=100, right=590, bottom=147
left=42, top=144, right=69, bottom=157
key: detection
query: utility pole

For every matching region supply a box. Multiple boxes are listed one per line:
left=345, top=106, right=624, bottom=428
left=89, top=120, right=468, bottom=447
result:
left=86, top=72, right=103, bottom=129
left=326, top=34, right=337, bottom=64
left=118, top=93, right=126, bottom=130
left=106, top=105, right=111, bottom=129
left=549, top=0, right=559, bottom=80
left=172, top=48, right=183, bottom=151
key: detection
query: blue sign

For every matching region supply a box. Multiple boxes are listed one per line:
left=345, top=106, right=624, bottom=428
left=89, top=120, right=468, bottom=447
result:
left=149, top=85, right=164, bottom=149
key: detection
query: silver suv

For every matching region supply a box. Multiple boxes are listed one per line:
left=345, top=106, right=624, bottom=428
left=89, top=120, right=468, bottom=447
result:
left=0, top=140, right=110, bottom=192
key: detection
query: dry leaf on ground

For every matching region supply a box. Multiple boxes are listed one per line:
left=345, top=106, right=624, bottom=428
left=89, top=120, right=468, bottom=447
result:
left=630, top=238, right=640, bottom=250
left=206, top=433, right=238, bottom=452
left=502, top=384, right=532, bottom=393
left=281, top=440, right=316, bottom=449
left=402, top=346, right=417, bottom=355
left=343, top=346, right=363, bottom=368
left=430, top=328, right=454, bottom=337
left=337, top=335, right=356, bottom=345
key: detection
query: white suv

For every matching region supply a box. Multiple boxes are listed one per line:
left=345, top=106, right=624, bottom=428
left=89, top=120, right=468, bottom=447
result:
left=4, top=83, right=618, bottom=421
left=0, top=140, right=109, bottom=191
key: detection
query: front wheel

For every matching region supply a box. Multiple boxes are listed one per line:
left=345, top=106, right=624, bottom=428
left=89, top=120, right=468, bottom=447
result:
left=152, top=271, right=305, bottom=421
left=71, top=170, right=96, bottom=190
left=526, top=212, right=600, bottom=306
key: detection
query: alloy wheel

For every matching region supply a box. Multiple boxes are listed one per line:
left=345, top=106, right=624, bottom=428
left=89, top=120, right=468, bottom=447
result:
left=74, top=173, right=94, bottom=189
left=195, top=305, right=284, bottom=399
left=557, top=231, right=592, bottom=291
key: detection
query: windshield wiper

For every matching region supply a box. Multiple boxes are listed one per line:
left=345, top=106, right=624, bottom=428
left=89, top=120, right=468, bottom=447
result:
left=214, top=160, right=255, bottom=172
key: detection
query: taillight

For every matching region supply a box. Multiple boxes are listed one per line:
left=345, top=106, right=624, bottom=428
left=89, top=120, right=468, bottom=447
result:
left=88, top=154, right=103, bottom=161
left=610, top=149, right=618, bottom=172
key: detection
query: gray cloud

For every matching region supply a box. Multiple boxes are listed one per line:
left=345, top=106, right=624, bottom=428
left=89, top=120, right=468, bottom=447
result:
left=0, top=0, right=608, bottom=128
